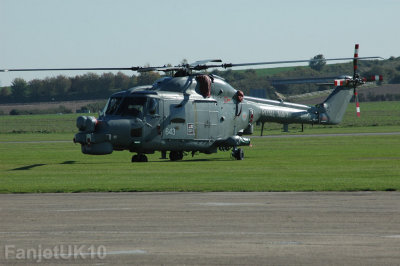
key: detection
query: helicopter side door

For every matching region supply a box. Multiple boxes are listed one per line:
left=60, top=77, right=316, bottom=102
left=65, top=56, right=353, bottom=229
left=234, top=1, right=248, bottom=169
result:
left=194, top=100, right=219, bottom=140
left=141, top=97, right=162, bottom=143
left=162, top=99, right=194, bottom=140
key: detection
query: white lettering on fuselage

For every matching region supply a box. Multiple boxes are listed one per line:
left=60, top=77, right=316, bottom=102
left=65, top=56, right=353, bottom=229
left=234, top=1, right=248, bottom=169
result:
left=261, top=109, right=289, bottom=118
left=165, top=127, right=176, bottom=136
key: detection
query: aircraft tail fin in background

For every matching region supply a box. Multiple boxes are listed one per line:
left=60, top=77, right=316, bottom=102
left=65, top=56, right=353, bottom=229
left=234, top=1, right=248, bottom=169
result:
left=318, top=86, right=354, bottom=125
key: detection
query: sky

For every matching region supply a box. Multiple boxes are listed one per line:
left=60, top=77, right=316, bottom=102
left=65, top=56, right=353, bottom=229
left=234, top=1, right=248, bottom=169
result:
left=1, top=0, right=399, bottom=86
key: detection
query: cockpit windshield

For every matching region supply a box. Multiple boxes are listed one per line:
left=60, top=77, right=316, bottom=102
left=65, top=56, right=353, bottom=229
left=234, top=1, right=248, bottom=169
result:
left=104, top=97, right=122, bottom=115
left=115, top=97, right=147, bottom=117
left=104, top=96, right=158, bottom=117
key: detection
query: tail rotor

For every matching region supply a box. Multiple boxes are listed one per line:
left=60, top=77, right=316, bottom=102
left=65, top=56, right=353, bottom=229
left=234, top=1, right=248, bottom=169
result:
left=353, top=44, right=361, bottom=117
left=333, top=44, right=383, bottom=117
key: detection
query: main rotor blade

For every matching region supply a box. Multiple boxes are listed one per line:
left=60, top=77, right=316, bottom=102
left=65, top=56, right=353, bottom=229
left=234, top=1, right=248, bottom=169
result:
left=219, top=56, right=382, bottom=69
left=0, top=67, right=141, bottom=72
left=0, top=56, right=383, bottom=73
left=270, top=76, right=340, bottom=85
left=189, top=59, right=222, bottom=67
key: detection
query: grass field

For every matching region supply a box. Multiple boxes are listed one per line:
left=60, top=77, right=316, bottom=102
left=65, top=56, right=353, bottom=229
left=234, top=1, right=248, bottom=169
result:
left=1, top=101, right=400, bottom=134
left=0, top=101, right=399, bottom=193
left=0, top=134, right=399, bottom=193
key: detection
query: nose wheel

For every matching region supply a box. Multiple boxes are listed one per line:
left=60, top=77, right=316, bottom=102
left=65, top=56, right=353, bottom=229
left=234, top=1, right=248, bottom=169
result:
left=131, top=153, right=148, bottom=162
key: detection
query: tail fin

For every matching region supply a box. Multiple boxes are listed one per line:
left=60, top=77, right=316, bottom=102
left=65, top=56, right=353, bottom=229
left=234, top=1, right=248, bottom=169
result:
left=318, top=86, right=353, bottom=124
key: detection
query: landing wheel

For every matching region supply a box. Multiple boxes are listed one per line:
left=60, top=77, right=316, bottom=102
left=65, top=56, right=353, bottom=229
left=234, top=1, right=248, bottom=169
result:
left=232, top=148, right=244, bottom=160
left=131, top=153, right=148, bottom=163
left=169, top=151, right=183, bottom=161
left=160, top=151, right=167, bottom=159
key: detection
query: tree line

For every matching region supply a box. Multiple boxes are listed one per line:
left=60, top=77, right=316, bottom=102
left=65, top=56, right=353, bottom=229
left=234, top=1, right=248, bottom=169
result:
left=0, top=71, right=161, bottom=103
left=1, top=56, right=399, bottom=104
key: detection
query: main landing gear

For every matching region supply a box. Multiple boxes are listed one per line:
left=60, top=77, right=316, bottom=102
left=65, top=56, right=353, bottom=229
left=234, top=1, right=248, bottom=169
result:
left=132, top=149, right=244, bottom=162
left=132, top=151, right=184, bottom=162
left=169, top=151, right=183, bottom=161
left=232, top=147, right=244, bottom=160
left=131, top=153, right=148, bottom=162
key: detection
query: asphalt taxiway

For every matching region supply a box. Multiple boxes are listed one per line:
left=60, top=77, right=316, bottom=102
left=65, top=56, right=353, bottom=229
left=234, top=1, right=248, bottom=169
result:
left=1, top=192, right=399, bottom=265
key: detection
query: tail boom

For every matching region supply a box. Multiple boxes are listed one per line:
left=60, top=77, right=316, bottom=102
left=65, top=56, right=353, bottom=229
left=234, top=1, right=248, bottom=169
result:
left=246, top=86, right=354, bottom=126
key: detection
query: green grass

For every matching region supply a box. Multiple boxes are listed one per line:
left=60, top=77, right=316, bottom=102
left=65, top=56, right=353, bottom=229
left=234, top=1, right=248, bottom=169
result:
left=0, top=101, right=399, bottom=193
left=0, top=134, right=399, bottom=193
left=0, top=113, right=88, bottom=134
left=338, top=101, right=400, bottom=127
left=1, top=101, right=399, bottom=135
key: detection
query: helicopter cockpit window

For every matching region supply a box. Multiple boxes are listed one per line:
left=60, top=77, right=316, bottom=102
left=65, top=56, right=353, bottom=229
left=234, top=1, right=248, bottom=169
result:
left=105, top=97, right=122, bottom=115
left=116, top=97, right=147, bottom=118
left=147, top=98, right=158, bottom=115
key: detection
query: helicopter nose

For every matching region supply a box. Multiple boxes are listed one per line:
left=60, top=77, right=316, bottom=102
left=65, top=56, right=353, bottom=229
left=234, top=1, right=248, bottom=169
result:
left=74, top=116, right=113, bottom=155
left=76, top=116, right=98, bottom=132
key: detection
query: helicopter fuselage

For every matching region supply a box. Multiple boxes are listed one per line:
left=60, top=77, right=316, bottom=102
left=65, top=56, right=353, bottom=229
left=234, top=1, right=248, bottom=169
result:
left=73, top=74, right=353, bottom=161
left=0, top=44, right=379, bottom=161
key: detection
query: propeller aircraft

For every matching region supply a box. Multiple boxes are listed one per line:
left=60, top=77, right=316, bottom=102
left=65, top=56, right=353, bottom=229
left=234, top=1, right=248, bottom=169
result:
left=1, top=44, right=383, bottom=162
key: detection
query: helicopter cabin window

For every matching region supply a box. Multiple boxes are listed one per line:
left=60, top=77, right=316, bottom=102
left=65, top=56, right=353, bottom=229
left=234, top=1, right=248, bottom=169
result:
left=147, top=98, right=158, bottom=115
left=116, top=97, right=147, bottom=117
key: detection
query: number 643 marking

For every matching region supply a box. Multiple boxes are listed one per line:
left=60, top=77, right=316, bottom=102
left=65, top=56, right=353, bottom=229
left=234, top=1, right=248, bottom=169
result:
left=165, top=127, right=176, bottom=136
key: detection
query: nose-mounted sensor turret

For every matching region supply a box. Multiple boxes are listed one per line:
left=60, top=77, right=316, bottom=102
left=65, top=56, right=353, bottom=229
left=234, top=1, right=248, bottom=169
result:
left=76, top=116, right=98, bottom=132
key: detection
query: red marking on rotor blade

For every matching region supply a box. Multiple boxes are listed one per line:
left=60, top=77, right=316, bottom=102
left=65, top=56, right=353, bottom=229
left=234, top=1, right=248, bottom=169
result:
left=354, top=44, right=359, bottom=56
left=334, top=80, right=343, bottom=86
left=353, top=44, right=359, bottom=72
left=364, top=75, right=383, bottom=82
left=334, top=79, right=348, bottom=86
left=355, top=89, right=360, bottom=117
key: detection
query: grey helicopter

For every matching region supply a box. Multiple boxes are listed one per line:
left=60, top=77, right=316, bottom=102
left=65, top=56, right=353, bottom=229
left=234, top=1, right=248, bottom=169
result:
left=1, top=44, right=382, bottom=162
